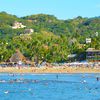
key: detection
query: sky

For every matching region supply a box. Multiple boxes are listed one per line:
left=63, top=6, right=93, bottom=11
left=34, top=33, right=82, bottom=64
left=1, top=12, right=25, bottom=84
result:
left=0, top=0, right=100, bottom=19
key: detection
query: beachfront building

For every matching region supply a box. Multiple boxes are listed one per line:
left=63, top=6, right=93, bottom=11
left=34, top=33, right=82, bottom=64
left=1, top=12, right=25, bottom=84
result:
left=67, top=54, right=77, bottom=62
left=9, top=49, right=26, bottom=64
left=9, top=49, right=34, bottom=67
left=86, top=48, right=100, bottom=62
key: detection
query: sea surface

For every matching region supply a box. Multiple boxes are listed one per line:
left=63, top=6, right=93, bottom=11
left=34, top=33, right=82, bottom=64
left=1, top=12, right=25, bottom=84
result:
left=0, top=73, right=100, bottom=100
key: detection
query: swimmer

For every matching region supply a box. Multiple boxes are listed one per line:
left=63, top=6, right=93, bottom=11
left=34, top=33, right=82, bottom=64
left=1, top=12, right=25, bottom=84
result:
left=0, top=80, right=6, bottom=83
left=56, top=75, right=58, bottom=79
left=96, top=77, right=99, bottom=81
left=83, top=80, right=86, bottom=83
left=81, top=80, right=86, bottom=83
left=4, top=91, right=9, bottom=94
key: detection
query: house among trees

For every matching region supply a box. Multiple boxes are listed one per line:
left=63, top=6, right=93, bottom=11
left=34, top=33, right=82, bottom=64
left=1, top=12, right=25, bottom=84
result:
left=67, top=54, right=77, bottom=62
left=86, top=48, right=100, bottom=62
left=86, top=38, right=91, bottom=44
left=12, top=21, right=26, bottom=29
left=24, top=29, right=34, bottom=34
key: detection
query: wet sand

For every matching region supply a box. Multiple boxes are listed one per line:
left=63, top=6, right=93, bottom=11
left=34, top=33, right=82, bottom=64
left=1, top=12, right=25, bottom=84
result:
left=0, top=66, right=100, bottom=73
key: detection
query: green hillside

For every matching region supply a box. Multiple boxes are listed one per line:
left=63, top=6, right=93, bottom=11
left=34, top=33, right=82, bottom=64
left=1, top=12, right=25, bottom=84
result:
left=0, top=12, right=100, bottom=63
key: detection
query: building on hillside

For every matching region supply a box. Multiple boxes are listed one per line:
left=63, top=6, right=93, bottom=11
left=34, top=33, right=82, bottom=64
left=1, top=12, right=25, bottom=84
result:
left=95, top=32, right=99, bottom=37
left=86, top=48, right=100, bottom=62
left=12, top=21, right=26, bottom=29
left=24, top=29, right=34, bottom=34
left=86, top=38, right=91, bottom=44
left=67, top=54, right=77, bottom=62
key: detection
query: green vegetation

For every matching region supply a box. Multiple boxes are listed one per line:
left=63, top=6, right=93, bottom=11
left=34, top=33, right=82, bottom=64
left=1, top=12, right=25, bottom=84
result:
left=0, top=12, right=100, bottom=63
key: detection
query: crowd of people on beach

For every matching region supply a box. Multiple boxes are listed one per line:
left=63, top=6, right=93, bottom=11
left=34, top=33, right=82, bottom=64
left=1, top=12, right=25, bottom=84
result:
left=0, top=62, right=100, bottom=68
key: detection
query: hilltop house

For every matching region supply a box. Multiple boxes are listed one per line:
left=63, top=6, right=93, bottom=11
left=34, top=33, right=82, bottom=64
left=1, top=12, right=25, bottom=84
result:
left=12, top=21, right=26, bottom=29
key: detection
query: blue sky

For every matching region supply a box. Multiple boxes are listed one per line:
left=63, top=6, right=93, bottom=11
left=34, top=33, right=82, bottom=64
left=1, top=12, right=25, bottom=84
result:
left=0, top=0, right=100, bottom=19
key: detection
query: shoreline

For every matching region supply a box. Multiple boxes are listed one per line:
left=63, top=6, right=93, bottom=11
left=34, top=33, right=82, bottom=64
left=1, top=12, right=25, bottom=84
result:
left=0, top=66, right=100, bottom=74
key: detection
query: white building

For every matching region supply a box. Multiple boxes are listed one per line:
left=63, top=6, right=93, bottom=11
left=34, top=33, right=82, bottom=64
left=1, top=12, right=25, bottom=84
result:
left=86, top=38, right=91, bottom=44
left=95, top=32, right=99, bottom=37
left=12, top=21, right=26, bottom=29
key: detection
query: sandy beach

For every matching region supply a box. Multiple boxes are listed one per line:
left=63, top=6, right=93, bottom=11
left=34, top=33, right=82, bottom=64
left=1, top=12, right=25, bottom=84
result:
left=0, top=66, right=100, bottom=73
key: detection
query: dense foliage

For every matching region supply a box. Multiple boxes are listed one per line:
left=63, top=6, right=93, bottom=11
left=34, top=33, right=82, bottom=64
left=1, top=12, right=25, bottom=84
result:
left=0, top=12, right=100, bottom=63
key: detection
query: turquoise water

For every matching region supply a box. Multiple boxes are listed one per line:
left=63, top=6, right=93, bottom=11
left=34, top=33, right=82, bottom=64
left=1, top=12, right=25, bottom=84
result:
left=0, top=73, right=100, bottom=100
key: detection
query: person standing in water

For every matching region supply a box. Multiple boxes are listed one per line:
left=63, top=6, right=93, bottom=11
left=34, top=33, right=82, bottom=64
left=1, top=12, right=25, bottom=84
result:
left=56, top=75, right=58, bottom=79
left=96, top=77, right=99, bottom=81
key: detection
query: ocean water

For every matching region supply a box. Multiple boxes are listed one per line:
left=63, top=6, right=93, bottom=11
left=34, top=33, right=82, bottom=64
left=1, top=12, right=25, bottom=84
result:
left=0, top=73, right=100, bottom=100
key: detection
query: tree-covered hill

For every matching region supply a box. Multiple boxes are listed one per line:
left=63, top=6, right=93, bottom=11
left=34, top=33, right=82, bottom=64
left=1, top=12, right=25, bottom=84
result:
left=0, top=12, right=100, bottom=63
